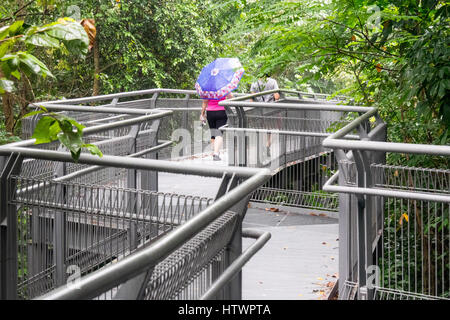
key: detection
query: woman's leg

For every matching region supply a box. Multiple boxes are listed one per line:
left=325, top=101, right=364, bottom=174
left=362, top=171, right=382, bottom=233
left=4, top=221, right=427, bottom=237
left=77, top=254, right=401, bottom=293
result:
left=213, top=136, right=223, bottom=154
left=213, top=111, right=228, bottom=156
left=210, top=138, right=215, bottom=155
left=206, top=110, right=216, bottom=155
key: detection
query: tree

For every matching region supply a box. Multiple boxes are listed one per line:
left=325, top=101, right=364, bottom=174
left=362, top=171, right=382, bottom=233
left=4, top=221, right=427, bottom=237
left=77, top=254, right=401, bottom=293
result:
left=0, top=16, right=101, bottom=160
left=223, top=0, right=450, bottom=162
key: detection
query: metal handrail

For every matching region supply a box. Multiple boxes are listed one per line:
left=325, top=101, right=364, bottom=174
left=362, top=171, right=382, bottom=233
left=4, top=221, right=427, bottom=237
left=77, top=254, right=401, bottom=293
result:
left=0, top=146, right=266, bottom=178
left=36, top=88, right=198, bottom=105
left=219, top=125, right=360, bottom=140
left=322, top=107, right=450, bottom=156
left=221, top=99, right=371, bottom=113
left=6, top=109, right=172, bottom=148
left=35, top=168, right=271, bottom=300
left=200, top=229, right=271, bottom=300
left=322, top=106, right=450, bottom=200
left=221, top=88, right=349, bottom=103
left=323, top=171, right=450, bottom=203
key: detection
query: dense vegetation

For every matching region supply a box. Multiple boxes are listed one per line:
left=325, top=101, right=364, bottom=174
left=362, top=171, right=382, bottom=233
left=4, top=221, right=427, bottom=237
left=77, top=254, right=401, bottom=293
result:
left=0, top=0, right=448, bottom=299
left=1, top=0, right=448, bottom=158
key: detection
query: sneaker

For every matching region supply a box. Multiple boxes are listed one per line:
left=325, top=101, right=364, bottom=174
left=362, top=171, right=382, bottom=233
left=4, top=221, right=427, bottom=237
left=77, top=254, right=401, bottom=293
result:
left=213, top=154, right=221, bottom=161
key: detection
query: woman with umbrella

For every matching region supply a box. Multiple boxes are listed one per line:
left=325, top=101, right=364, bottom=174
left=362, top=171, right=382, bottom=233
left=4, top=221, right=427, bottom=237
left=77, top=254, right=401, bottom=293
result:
left=195, top=58, right=244, bottom=161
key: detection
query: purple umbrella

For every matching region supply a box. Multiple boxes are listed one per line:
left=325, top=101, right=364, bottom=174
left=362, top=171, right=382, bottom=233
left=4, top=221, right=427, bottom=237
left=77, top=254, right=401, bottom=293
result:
left=195, top=58, right=244, bottom=100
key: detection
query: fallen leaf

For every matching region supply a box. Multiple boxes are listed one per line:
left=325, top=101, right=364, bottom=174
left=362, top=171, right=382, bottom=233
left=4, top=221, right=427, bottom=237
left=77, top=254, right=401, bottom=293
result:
left=309, top=213, right=318, bottom=216
left=317, top=277, right=324, bottom=281
left=319, top=213, right=327, bottom=217
left=322, top=242, right=327, bottom=245
left=399, top=213, right=409, bottom=226
left=326, top=282, right=335, bottom=288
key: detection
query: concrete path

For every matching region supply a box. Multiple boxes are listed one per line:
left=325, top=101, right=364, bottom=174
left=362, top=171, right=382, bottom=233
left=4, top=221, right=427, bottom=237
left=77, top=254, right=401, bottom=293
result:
left=242, top=206, right=338, bottom=300
left=162, top=151, right=339, bottom=300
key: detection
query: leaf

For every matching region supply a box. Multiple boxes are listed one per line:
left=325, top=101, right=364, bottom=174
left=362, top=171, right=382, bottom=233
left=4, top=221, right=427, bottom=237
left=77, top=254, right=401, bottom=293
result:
left=10, top=69, right=20, bottom=80
left=25, top=33, right=60, bottom=48
left=80, top=19, right=96, bottom=50
left=57, top=129, right=83, bottom=156
left=399, top=213, right=409, bottom=226
left=17, top=52, right=54, bottom=78
left=8, top=21, right=24, bottom=36
left=45, top=22, right=88, bottom=43
left=22, top=110, right=46, bottom=118
left=0, top=78, right=15, bottom=93
left=82, top=144, right=103, bottom=157
left=31, top=116, right=58, bottom=144
left=0, top=39, right=15, bottom=58
left=0, top=25, right=10, bottom=41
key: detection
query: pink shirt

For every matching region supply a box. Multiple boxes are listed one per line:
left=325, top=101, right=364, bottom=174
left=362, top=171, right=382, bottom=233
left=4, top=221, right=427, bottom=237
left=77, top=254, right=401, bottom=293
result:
left=206, top=97, right=226, bottom=111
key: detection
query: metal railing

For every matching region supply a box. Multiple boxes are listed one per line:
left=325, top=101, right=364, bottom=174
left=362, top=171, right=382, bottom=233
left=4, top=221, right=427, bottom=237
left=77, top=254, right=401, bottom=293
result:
left=0, top=89, right=272, bottom=300
left=322, top=106, right=450, bottom=300
left=4, top=86, right=447, bottom=301
left=219, top=89, right=361, bottom=212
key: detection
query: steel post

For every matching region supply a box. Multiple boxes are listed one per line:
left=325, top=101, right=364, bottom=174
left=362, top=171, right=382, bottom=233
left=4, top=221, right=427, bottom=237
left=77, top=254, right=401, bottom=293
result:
left=0, top=154, right=23, bottom=299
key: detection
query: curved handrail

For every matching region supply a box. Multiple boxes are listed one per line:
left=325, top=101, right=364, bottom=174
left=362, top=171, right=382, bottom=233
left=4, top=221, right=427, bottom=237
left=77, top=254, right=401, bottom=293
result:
left=34, top=169, right=271, bottom=300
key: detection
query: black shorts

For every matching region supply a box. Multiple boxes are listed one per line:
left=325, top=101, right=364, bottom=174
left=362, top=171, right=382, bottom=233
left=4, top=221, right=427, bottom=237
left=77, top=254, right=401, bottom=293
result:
left=206, top=110, right=228, bottom=139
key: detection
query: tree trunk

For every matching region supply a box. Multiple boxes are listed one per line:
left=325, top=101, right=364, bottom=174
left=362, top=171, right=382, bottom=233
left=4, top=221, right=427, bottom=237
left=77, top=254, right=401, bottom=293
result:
left=0, top=69, right=15, bottom=135
left=1, top=92, right=15, bottom=134
left=93, top=27, right=100, bottom=96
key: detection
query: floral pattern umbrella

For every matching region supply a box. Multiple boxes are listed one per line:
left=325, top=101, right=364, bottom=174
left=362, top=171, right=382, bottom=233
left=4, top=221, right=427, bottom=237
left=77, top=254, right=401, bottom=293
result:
left=195, top=57, right=244, bottom=100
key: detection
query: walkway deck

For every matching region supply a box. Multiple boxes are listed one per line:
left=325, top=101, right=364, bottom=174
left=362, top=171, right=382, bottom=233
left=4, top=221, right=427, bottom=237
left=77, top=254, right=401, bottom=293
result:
left=160, top=151, right=339, bottom=300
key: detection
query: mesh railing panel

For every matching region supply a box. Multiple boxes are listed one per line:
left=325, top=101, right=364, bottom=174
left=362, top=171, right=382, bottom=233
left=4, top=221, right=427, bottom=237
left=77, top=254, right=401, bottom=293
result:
left=251, top=152, right=338, bottom=211
left=339, top=162, right=450, bottom=300
left=11, top=176, right=212, bottom=299
left=143, top=211, right=238, bottom=300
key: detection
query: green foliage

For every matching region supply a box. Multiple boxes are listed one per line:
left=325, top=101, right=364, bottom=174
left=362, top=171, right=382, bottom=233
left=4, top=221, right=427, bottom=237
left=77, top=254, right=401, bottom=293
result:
left=0, top=121, right=20, bottom=144
left=0, top=17, right=89, bottom=92
left=24, top=106, right=102, bottom=161
left=381, top=197, right=450, bottom=297
left=223, top=0, right=450, bottom=157
left=46, top=0, right=227, bottom=96
left=0, top=7, right=100, bottom=161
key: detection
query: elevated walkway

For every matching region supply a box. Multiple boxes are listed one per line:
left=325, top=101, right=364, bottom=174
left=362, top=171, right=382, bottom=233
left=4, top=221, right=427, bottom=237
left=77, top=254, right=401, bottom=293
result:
left=165, top=151, right=339, bottom=300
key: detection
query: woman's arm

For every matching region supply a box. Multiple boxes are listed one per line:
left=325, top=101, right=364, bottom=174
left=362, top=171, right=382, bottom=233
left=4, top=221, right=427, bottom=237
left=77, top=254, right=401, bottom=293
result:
left=201, top=99, right=208, bottom=120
